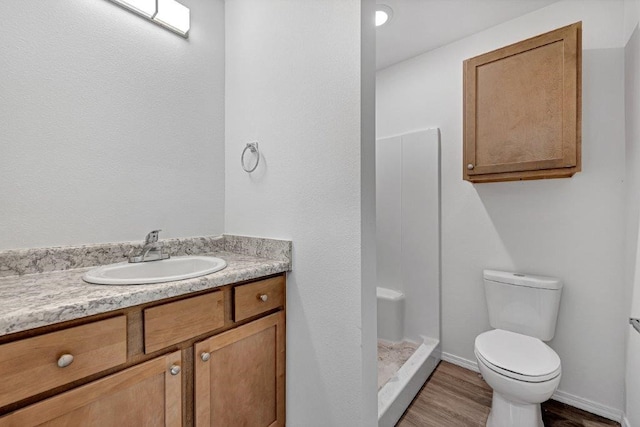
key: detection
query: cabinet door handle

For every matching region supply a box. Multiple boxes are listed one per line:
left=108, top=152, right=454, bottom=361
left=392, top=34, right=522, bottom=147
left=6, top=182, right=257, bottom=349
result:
left=467, top=163, right=474, bottom=170
left=57, top=354, right=74, bottom=368
left=169, top=365, right=181, bottom=376
left=200, top=352, right=211, bottom=362
left=258, top=294, right=268, bottom=302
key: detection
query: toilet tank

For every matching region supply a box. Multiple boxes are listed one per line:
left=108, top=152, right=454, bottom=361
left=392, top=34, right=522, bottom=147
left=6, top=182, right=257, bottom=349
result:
left=483, top=270, right=563, bottom=341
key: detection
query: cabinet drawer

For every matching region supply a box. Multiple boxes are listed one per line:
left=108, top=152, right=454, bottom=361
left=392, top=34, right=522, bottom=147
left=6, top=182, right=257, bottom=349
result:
left=0, top=350, right=182, bottom=427
left=144, top=291, right=224, bottom=354
left=234, top=276, right=285, bottom=322
left=0, top=316, right=127, bottom=408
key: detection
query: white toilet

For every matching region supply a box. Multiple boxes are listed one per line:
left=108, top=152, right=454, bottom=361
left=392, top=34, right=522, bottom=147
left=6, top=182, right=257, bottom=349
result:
left=475, top=270, right=563, bottom=427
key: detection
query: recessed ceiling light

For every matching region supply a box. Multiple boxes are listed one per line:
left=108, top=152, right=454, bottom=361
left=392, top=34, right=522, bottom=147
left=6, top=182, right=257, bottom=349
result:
left=376, top=5, right=393, bottom=27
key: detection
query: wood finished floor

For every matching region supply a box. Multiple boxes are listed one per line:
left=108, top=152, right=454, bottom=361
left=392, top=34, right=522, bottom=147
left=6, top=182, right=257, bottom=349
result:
left=397, top=361, right=620, bottom=427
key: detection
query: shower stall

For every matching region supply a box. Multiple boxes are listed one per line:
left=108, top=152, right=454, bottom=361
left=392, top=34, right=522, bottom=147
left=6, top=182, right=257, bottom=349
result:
left=376, top=129, right=441, bottom=426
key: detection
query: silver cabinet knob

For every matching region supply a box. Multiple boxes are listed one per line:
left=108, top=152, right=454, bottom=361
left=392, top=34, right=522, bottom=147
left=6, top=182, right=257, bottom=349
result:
left=169, top=365, right=181, bottom=376
left=200, top=352, right=211, bottom=362
left=57, top=354, right=74, bottom=368
left=258, top=294, right=268, bottom=302
left=467, top=164, right=474, bottom=170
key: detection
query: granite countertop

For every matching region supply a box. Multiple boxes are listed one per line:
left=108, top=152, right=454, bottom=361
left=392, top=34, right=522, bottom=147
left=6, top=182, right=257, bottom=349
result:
left=0, top=235, right=291, bottom=337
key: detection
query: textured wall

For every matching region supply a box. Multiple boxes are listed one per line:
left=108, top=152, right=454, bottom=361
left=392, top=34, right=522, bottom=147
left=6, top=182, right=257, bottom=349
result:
left=224, top=0, right=377, bottom=425
left=377, top=0, right=627, bottom=415
left=0, top=0, right=225, bottom=250
left=624, top=0, right=640, bottom=422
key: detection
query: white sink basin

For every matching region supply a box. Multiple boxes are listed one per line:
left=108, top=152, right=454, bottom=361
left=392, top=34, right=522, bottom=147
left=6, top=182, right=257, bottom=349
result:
left=83, top=256, right=227, bottom=285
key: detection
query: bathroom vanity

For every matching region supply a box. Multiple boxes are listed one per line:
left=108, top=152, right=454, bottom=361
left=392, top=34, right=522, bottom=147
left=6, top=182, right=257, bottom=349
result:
left=0, top=236, right=289, bottom=426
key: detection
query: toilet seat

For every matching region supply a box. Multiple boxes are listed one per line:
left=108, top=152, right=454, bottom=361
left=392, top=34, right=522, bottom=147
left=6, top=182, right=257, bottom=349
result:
left=475, top=329, right=561, bottom=383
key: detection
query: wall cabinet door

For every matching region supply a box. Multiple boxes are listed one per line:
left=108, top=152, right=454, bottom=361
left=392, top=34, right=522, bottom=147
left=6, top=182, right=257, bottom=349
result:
left=194, top=311, right=285, bottom=427
left=463, top=22, right=581, bottom=183
left=0, top=351, right=182, bottom=427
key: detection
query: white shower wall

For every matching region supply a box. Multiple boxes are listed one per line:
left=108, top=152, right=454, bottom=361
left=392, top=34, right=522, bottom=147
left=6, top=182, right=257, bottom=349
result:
left=376, top=129, right=440, bottom=342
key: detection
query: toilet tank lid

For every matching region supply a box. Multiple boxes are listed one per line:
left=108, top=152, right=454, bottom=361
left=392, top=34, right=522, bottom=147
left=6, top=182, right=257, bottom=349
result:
left=483, top=270, right=562, bottom=290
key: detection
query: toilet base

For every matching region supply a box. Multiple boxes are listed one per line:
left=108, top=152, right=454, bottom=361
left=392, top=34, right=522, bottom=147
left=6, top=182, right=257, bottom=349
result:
left=486, top=391, right=543, bottom=427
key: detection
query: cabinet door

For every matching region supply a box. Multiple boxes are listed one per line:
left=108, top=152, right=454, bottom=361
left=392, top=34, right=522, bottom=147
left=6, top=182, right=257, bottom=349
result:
left=0, top=351, right=182, bottom=427
left=195, top=311, right=285, bottom=427
left=463, top=22, right=581, bottom=183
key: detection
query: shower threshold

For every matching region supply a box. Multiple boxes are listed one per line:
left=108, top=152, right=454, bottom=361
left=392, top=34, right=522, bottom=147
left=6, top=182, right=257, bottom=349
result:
left=378, top=340, right=419, bottom=390
left=378, top=337, right=440, bottom=427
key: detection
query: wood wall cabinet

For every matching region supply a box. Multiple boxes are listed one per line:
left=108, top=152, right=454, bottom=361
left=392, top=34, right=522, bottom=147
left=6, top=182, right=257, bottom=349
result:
left=463, top=22, right=582, bottom=183
left=0, top=274, right=286, bottom=427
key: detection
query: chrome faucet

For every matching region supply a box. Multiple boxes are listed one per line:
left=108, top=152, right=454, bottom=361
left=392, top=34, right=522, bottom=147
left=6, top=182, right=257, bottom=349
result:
left=129, top=230, right=170, bottom=263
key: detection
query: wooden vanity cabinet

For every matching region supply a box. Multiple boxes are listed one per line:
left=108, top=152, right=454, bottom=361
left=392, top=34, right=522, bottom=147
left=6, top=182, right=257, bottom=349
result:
left=234, top=276, right=285, bottom=322
left=463, top=22, right=582, bottom=183
left=0, top=351, right=182, bottom=427
left=0, top=316, right=127, bottom=409
left=0, top=274, right=286, bottom=427
left=194, top=311, right=285, bottom=427
left=144, top=291, right=226, bottom=354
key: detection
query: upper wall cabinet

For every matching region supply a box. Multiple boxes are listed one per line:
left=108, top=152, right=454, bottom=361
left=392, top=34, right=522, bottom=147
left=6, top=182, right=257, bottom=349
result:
left=463, top=22, right=582, bottom=183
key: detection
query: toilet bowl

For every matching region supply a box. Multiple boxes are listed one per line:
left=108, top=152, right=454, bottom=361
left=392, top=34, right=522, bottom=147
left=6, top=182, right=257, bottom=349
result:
left=475, top=329, right=561, bottom=427
left=477, top=270, right=563, bottom=427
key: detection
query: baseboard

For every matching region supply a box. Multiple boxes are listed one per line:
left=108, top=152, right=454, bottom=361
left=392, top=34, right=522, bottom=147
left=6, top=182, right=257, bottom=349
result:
left=441, top=352, right=479, bottom=373
left=441, top=352, right=624, bottom=423
left=551, top=390, right=622, bottom=422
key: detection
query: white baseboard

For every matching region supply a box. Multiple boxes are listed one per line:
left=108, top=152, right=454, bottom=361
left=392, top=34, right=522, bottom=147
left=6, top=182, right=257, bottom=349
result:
left=551, top=390, right=622, bottom=422
left=441, top=351, right=479, bottom=373
left=441, top=352, right=624, bottom=423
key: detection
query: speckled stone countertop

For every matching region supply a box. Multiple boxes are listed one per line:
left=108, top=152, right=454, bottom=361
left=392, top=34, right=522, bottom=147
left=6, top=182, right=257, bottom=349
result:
left=0, top=235, right=291, bottom=337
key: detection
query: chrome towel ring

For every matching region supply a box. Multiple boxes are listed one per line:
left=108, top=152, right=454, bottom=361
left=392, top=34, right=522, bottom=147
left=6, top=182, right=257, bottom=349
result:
left=241, top=142, right=260, bottom=173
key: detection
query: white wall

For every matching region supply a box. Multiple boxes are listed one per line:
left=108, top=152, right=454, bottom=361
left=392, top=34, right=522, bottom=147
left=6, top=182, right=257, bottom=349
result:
left=0, top=0, right=225, bottom=250
left=625, top=0, right=640, bottom=320
left=377, top=0, right=628, bottom=414
left=376, top=129, right=440, bottom=342
left=360, top=0, right=378, bottom=422
left=624, top=0, right=640, bottom=43
left=225, top=1, right=377, bottom=426
left=624, top=0, right=640, bottom=424
left=376, top=137, right=403, bottom=292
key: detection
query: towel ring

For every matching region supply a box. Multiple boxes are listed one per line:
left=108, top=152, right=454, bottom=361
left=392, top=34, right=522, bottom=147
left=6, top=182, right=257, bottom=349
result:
left=241, top=142, right=260, bottom=173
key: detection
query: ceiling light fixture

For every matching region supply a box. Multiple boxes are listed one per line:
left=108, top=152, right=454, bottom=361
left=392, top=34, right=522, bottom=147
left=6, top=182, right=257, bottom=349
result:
left=153, top=0, right=190, bottom=37
left=107, top=0, right=190, bottom=38
left=376, top=5, right=393, bottom=27
left=110, top=0, right=156, bottom=18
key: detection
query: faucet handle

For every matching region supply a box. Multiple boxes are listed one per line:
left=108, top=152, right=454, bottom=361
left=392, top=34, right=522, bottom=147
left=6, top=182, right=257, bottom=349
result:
left=144, top=230, right=162, bottom=244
